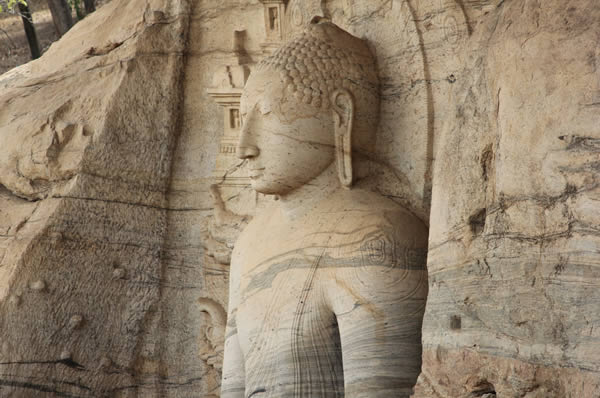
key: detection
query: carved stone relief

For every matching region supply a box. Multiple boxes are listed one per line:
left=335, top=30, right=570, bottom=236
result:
left=259, top=0, right=287, bottom=54
left=0, top=103, right=91, bottom=202
left=220, top=20, right=429, bottom=398
left=192, top=3, right=440, bottom=396
left=198, top=297, right=227, bottom=373
left=0, top=0, right=595, bottom=396
left=182, top=0, right=600, bottom=396
left=204, top=31, right=254, bottom=266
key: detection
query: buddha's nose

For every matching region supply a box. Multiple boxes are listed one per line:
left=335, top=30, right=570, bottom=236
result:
left=236, top=122, right=259, bottom=159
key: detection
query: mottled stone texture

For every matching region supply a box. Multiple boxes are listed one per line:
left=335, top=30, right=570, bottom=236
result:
left=219, top=21, right=429, bottom=398
left=0, top=0, right=190, bottom=396
left=0, top=0, right=598, bottom=397
left=414, top=1, right=600, bottom=397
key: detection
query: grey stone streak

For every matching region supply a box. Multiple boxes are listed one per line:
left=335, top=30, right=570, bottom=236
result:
left=229, top=197, right=428, bottom=398
left=412, top=0, right=600, bottom=396
left=243, top=234, right=427, bottom=294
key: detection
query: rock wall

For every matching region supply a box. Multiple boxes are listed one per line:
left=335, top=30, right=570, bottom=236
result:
left=414, top=1, right=600, bottom=396
left=0, top=0, right=598, bottom=397
left=0, top=0, right=190, bottom=395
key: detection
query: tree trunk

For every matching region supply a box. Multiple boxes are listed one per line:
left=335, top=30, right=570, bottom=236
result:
left=83, top=0, right=95, bottom=14
left=46, top=0, right=73, bottom=37
left=18, top=3, right=40, bottom=59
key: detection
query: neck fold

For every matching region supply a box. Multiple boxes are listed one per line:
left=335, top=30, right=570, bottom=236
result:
left=277, top=162, right=341, bottom=220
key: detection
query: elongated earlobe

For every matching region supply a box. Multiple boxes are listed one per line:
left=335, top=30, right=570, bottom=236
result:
left=331, top=89, right=355, bottom=188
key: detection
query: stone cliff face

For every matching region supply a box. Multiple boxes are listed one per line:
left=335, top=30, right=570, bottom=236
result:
left=0, top=0, right=190, bottom=395
left=414, top=1, right=600, bottom=396
left=0, top=0, right=598, bottom=397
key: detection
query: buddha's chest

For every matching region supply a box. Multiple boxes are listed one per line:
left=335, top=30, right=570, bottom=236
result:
left=229, top=208, right=365, bottom=366
left=234, top=243, right=344, bottom=396
left=236, top=242, right=333, bottom=332
left=234, top=219, right=336, bottom=300
left=234, top=230, right=339, bottom=339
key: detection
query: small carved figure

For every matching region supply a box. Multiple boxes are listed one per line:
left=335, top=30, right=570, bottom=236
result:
left=198, top=297, right=227, bottom=372
left=268, top=7, right=279, bottom=32
left=231, top=108, right=242, bottom=130
left=222, top=19, right=428, bottom=398
left=201, top=185, right=250, bottom=265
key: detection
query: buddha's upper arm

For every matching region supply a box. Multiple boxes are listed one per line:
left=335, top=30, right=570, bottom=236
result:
left=221, top=255, right=246, bottom=397
left=221, top=308, right=245, bottom=397
left=327, top=228, right=428, bottom=396
left=330, top=226, right=428, bottom=312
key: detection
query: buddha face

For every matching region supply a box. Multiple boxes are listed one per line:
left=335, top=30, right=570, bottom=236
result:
left=237, top=69, right=336, bottom=195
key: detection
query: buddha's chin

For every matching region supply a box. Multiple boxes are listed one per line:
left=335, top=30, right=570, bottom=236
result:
left=249, top=178, right=292, bottom=196
left=249, top=179, right=276, bottom=196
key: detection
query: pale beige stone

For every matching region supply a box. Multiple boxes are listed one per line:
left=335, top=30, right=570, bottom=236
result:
left=221, top=20, right=428, bottom=398
left=411, top=1, right=600, bottom=396
left=198, top=297, right=227, bottom=372
left=0, top=0, right=598, bottom=396
left=0, top=0, right=190, bottom=395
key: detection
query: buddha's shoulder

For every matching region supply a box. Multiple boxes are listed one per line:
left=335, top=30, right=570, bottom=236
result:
left=316, top=188, right=416, bottom=219
left=235, top=189, right=428, bottom=250
left=315, top=188, right=428, bottom=247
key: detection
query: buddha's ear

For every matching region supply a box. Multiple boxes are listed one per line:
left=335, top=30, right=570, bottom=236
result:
left=331, top=88, right=355, bottom=188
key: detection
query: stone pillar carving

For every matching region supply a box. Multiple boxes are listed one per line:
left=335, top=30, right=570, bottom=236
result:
left=205, top=31, right=253, bottom=267
left=207, top=31, right=251, bottom=188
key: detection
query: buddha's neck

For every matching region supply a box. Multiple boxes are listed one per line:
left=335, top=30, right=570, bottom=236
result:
left=277, top=162, right=341, bottom=221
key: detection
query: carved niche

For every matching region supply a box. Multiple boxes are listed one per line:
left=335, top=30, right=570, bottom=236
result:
left=204, top=31, right=253, bottom=266
left=259, top=0, right=288, bottom=54
left=207, top=30, right=251, bottom=188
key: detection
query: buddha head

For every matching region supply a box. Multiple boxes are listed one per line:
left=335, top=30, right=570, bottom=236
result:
left=237, top=18, right=380, bottom=195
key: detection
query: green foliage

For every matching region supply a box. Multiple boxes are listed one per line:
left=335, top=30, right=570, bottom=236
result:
left=68, top=0, right=84, bottom=20
left=0, top=0, right=27, bottom=14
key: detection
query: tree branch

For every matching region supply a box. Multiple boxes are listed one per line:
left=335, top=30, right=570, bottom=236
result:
left=0, top=26, right=17, bottom=48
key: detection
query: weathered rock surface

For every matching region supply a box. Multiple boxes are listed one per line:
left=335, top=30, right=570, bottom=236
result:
left=413, top=0, right=600, bottom=396
left=0, top=0, right=189, bottom=395
left=0, top=0, right=598, bottom=397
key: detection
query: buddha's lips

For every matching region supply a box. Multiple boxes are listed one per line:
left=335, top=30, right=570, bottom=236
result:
left=249, top=168, right=265, bottom=179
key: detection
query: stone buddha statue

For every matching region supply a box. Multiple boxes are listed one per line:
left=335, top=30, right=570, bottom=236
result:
left=221, top=19, right=428, bottom=398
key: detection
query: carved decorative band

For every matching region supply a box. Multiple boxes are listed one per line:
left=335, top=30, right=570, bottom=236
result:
left=220, top=145, right=237, bottom=154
